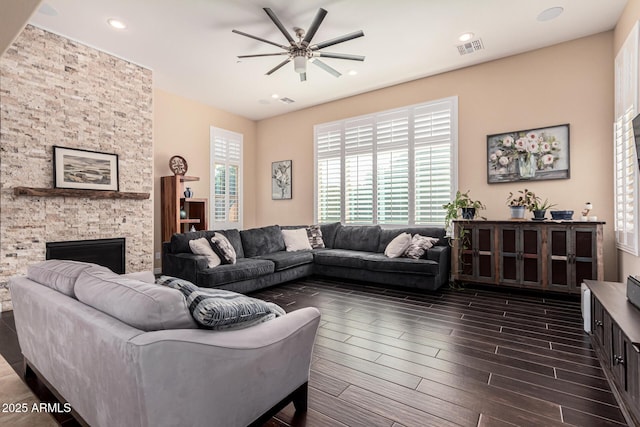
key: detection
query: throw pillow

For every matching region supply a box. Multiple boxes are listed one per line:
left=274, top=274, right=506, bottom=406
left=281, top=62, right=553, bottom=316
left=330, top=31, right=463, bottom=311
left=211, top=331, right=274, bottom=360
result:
left=306, top=224, right=325, bottom=249
left=156, top=275, right=285, bottom=330
left=189, top=237, right=221, bottom=268
left=404, top=234, right=440, bottom=259
left=210, top=232, right=237, bottom=264
left=282, top=228, right=313, bottom=251
left=384, top=232, right=412, bottom=258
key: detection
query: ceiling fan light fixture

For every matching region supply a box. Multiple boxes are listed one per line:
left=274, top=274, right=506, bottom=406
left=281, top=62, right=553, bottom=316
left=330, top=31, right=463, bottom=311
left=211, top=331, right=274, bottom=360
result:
left=293, top=55, right=307, bottom=74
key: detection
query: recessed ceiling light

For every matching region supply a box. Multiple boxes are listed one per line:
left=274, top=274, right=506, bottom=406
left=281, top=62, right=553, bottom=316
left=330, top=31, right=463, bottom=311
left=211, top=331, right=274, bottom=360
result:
left=537, top=7, right=564, bottom=22
left=107, top=18, right=127, bottom=30
left=348, top=70, right=358, bottom=76
left=271, top=93, right=279, bottom=99
left=458, top=32, right=474, bottom=42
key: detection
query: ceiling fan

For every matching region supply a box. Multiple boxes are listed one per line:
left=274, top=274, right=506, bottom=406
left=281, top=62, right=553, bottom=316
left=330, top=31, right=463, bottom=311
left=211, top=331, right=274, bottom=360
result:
left=232, top=8, right=365, bottom=82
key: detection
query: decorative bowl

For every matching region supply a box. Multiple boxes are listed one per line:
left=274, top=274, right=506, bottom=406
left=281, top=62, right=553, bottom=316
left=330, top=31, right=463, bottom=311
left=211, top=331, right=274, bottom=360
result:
left=550, top=210, right=574, bottom=220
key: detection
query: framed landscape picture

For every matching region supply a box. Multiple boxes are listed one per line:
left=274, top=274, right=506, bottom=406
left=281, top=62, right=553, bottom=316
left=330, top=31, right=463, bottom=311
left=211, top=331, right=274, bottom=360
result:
left=487, top=124, right=570, bottom=183
left=272, top=160, right=292, bottom=200
left=53, top=146, right=119, bottom=191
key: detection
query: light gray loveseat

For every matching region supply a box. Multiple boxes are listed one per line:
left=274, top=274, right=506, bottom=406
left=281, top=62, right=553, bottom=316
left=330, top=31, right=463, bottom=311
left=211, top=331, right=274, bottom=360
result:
left=162, top=223, right=450, bottom=294
left=9, top=260, right=321, bottom=427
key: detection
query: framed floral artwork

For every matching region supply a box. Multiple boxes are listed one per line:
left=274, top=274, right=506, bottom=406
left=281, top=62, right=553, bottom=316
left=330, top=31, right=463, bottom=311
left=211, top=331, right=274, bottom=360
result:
left=272, top=160, right=292, bottom=200
left=487, top=124, right=570, bottom=183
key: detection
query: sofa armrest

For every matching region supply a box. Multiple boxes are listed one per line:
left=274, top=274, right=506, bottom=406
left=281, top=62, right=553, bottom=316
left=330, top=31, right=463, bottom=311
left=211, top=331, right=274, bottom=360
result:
left=426, top=245, right=451, bottom=287
left=161, top=252, right=209, bottom=284
left=128, top=307, right=321, bottom=427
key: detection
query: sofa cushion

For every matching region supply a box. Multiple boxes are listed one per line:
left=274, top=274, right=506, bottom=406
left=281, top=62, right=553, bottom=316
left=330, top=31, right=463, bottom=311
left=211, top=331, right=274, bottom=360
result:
left=377, top=227, right=446, bottom=253
left=210, top=232, right=237, bottom=264
left=313, top=249, right=371, bottom=269
left=157, top=276, right=285, bottom=330
left=27, top=259, right=97, bottom=298
left=319, top=222, right=341, bottom=248
left=196, top=258, right=275, bottom=286
left=362, top=253, right=440, bottom=275
left=282, top=228, right=313, bottom=251
left=306, top=224, right=325, bottom=249
left=384, top=232, right=412, bottom=258
left=122, top=271, right=156, bottom=283
left=170, top=229, right=244, bottom=258
left=333, top=225, right=381, bottom=252
left=240, top=225, right=285, bottom=258
left=404, top=235, right=440, bottom=259
left=189, top=238, right=221, bottom=268
left=75, top=266, right=197, bottom=331
left=254, top=251, right=314, bottom=271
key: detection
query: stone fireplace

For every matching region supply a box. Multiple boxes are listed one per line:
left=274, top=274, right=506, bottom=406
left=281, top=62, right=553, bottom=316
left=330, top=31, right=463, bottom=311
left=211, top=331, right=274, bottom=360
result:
left=0, top=25, right=153, bottom=311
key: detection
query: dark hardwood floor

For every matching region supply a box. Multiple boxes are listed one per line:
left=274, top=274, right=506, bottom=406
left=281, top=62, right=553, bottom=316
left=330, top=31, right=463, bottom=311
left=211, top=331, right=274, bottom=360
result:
left=0, top=278, right=629, bottom=426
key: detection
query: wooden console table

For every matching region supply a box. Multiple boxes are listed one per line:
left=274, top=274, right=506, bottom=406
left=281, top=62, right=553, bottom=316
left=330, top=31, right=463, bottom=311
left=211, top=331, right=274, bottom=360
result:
left=584, top=280, right=640, bottom=425
left=452, top=220, right=604, bottom=294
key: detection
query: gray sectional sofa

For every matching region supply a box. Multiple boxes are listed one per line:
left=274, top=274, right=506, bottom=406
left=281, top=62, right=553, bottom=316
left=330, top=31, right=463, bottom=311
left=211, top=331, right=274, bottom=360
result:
left=162, top=223, right=450, bottom=293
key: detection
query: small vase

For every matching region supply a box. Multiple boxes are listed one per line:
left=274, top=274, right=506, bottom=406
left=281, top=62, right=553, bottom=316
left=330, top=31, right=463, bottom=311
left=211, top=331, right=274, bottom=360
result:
left=510, top=206, right=526, bottom=219
left=532, top=209, right=546, bottom=220
left=461, top=208, right=476, bottom=220
left=184, top=187, right=193, bottom=198
left=180, top=208, right=187, bottom=219
left=518, top=155, right=536, bottom=179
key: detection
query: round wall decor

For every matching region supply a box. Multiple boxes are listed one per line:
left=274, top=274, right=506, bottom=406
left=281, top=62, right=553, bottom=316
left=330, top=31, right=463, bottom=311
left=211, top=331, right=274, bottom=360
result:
left=169, top=155, right=188, bottom=175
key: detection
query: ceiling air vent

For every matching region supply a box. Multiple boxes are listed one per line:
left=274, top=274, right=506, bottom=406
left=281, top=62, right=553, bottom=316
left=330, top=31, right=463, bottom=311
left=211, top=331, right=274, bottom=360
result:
left=279, top=97, right=295, bottom=104
left=457, top=38, right=484, bottom=56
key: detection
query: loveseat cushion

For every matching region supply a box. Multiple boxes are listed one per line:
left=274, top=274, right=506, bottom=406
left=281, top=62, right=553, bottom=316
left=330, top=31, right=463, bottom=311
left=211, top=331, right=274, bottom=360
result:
left=377, top=227, right=446, bottom=253
left=313, top=249, right=370, bottom=269
left=75, top=266, right=197, bottom=331
left=254, top=251, right=314, bottom=271
left=361, top=253, right=440, bottom=275
left=157, top=276, right=285, bottom=330
left=27, top=259, right=97, bottom=298
left=240, top=225, right=285, bottom=258
left=333, top=225, right=381, bottom=252
left=196, top=258, right=275, bottom=286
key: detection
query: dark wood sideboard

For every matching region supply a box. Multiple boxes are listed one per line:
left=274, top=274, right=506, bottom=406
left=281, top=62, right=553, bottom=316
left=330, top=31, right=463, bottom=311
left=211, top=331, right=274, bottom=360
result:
left=452, top=220, right=604, bottom=294
left=584, top=280, right=640, bottom=425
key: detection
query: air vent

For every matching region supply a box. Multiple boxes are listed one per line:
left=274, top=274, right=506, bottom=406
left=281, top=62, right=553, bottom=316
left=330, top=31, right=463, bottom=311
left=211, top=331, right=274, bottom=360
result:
left=457, top=38, right=484, bottom=56
left=279, top=97, right=295, bottom=104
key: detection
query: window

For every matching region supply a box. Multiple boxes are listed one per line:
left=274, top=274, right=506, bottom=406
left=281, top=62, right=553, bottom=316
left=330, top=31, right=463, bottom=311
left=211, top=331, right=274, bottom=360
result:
left=314, top=96, right=457, bottom=225
left=210, top=127, right=243, bottom=230
left=614, top=22, right=639, bottom=255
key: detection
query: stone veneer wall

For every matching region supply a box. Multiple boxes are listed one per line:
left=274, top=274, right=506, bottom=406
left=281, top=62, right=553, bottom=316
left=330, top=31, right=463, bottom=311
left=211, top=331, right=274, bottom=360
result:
left=0, top=25, right=153, bottom=311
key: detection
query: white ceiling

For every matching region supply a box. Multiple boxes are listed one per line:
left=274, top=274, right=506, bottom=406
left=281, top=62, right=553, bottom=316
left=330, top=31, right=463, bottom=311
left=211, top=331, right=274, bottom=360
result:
left=29, top=0, right=627, bottom=121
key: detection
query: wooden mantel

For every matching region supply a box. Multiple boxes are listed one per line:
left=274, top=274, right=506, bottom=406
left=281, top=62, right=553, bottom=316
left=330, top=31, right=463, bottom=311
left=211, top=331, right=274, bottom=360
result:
left=13, top=187, right=150, bottom=200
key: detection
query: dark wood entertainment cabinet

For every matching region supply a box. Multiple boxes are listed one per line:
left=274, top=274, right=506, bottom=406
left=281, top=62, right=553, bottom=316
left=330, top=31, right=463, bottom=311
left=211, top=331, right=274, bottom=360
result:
left=452, top=220, right=604, bottom=294
left=585, top=280, right=640, bottom=425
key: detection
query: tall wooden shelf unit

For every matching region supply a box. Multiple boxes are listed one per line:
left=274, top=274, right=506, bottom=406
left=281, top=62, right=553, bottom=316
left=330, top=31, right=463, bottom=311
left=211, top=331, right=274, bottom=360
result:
left=452, top=220, right=604, bottom=294
left=161, top=175, right=208, bottom=242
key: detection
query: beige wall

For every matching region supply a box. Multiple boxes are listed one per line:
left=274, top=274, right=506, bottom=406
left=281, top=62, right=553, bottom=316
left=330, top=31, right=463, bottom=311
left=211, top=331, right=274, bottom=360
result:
left=615, top=0, right=640, bottom=281
left=0, top=0, right=41, bottom=57
left=256, top=32, right=618, bottom=281
left=153, top=89, right=257, bottom=269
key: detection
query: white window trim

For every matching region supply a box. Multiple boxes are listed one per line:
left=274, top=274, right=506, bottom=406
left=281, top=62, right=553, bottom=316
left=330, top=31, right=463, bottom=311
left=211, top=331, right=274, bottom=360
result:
left=314, top=96, right=458, bottom=226
left=210, top=126, right=243, bottom=230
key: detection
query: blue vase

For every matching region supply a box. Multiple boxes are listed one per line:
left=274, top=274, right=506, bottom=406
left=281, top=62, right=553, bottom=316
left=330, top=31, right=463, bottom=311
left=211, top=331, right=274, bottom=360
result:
left=184, top=187, right=193, bottom=198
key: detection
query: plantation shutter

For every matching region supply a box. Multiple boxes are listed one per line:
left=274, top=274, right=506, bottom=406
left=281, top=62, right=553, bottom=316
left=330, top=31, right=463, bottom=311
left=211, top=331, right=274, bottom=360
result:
left=210, top=127, right=243, bottom=230
left=314, top=96, right=457, bottom=225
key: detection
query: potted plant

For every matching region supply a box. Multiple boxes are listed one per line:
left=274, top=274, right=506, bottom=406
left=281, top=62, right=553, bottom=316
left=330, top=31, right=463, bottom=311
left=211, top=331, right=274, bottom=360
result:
left=506, top=189, right=536, bottom=219
left=443, top=190, right=486, bottom=230
left=531, top=197, right=556, bottom=220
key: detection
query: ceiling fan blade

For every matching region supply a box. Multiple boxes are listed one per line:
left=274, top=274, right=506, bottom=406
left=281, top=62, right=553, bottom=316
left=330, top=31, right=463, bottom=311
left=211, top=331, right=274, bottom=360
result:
left=266, top=58, right=291, bottom=75
left=232, top=29, right=289, bottom=50
left=312, top=30, right=364, bottom=50
left=312, top=59, right=341, bottom=78
left=263, top=8, right=296, bottom=46
left=317, top=52, right=365, bottom=61
left=302, top=8, right=328, bottom=47
left=300, top=72, right=307, bottom=82
left=238, top=52, right=289, bottom=58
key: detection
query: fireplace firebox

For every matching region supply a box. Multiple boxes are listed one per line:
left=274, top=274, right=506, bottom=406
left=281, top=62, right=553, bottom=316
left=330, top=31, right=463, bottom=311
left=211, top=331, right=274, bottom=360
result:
left=46, top=238, right=125, bottom=274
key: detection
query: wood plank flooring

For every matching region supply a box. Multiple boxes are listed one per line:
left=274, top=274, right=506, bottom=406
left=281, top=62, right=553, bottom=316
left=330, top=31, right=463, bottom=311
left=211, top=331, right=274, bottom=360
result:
left=0, top=277, right=629, bottom=426
left=252, top=278, right=628, bottom=427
